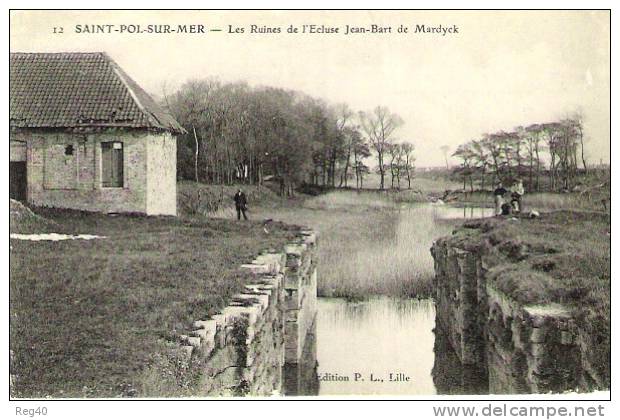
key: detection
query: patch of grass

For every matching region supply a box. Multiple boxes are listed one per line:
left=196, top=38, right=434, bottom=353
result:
left=177, top=181, right=285, bottom=217
left=10, top=199, right=58, bottom=234
left=452, top=212, right=610, bottom=307
left=10, top=207, right=300, bottom=397
left=252, top=193, right=458, bottom=300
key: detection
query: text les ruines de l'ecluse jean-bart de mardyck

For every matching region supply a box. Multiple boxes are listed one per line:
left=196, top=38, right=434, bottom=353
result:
left=66, top=23, right=459, bottom=36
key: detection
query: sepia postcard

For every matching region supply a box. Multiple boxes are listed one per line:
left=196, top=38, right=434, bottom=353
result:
left=7, top=8, right=612, bottom=406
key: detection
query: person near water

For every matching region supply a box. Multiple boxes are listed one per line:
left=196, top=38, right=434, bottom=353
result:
left=501, top=202, right=513, bottom=216
left=234, top=189, right=248, bottom=220
left=510, top=179, right=525, bottom=213
left=493, top=182, right=508, bottom=216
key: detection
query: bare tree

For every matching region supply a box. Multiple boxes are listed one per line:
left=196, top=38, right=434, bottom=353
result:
left=523, top=124, right=544, bottom=191
left=453, top=143, right=475, bottom=191
left=332, top=104, right=355, bottom=187
left=452, top=115, right=585, bottom=193
left=469, top=139, right=489, bottom=191
left=352, top=131, right=371, bottom=190
left=386, top=143, right=403, bottom=189
left=359, top=106, right=404, bottom=190
left=400, top=142, right=415, bottom=189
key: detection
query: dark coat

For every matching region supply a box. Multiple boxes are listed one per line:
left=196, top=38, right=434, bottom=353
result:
left=234, top=191, right=247, bottom=209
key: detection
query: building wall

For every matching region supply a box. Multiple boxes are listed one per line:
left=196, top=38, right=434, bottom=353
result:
left=13, top=129, right=175, bottom=215
left=146, top=132, right=177, bottom=216
left=9, top=140, right=28, bottom=201
left=9, top=140, right=27, bottom=162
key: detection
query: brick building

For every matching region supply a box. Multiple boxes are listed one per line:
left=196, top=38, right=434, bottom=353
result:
left=9, top=52, right=185, bottom=215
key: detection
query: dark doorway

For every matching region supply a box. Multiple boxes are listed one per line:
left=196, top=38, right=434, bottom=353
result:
left=10, top=161, right=27, bottom=201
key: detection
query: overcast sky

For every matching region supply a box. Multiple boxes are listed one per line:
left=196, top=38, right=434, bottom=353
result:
left=10, top=10, right=610, bottom=167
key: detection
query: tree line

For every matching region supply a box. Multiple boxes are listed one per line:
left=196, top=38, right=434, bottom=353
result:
left=450, top=116, right=588, bottom=192
left=164, top=79, right=413, bottom=194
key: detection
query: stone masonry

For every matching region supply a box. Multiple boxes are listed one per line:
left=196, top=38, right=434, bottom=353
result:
left=12, top=129, right=177, bottom=216
left=432, top=237, right=607, bottom=394
left=168, top=230, right=318, bottom=396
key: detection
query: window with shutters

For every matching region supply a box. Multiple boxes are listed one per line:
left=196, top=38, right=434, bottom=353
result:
left=101, top=142, right=124, bottom=188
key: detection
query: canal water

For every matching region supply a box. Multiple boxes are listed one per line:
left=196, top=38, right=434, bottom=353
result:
left=315, top=297, right=436, bottom=395
left=288, top=204, right=491, bottom=396
left=431, top=204, right=494, bottom=220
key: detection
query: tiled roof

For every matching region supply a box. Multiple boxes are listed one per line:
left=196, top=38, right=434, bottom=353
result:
left=10, top=52, right=185, bottom=133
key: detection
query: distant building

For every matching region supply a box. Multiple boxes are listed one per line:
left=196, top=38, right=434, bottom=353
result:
left=9, top=52, right=185, bottom=215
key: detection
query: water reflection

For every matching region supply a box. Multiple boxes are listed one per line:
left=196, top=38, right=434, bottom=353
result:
left=431, top=205, right=494, bottom=220
left=432, top=323, right=489, bottom=395
left=276, top=202, right=494, bottom=396
left=288, top=298, right=491, bottom=396
left=283, top=319, right=319, bottom=396
left=312, top=297, right=437, bottom=395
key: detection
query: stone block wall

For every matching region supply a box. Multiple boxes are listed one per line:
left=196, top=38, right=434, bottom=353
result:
left=486, top=286, right=581, bottom=394
left=169, top=230, right=318, bottom=397
left=431, top=238, right=607, bottom=394
left=431, top=240, right=488, bottom=367
left=283, top=240, right=318, bottom=364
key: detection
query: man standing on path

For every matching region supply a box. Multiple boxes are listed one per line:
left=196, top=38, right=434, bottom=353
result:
left=234, top=189, right=248, bottom=220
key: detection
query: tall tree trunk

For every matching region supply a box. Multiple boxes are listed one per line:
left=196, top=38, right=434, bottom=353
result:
left=330, top=151, right=337, bottom=187
left=405, top=156, right=411, bottom=189
left=340, top=145, right=351, bottom=188
left=535, top=142, right=541, bottom=192
left=192, top=125, right=200, bottom=182
left=580, top=132, right=587, bottom=172
left=528, top=145, right=533, bottom=192
left=550, top=151, right=556, bottom=191
left=378, top=153, right=385, bottom=190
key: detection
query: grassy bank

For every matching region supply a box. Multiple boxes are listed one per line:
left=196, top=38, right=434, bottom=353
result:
left=177, top=180, right=287, bottom=217
left=449, top=211, right=610, bottom=306
left=10, top=206, right=299, bottom=397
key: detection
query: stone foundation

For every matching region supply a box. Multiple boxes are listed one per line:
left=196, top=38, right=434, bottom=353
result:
left=431, top=238, right=607, bottom=394
left=169, top=230, right=318, bottom=396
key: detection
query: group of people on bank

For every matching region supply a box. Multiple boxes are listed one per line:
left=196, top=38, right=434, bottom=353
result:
left=493, top=179, right=525, bottom=216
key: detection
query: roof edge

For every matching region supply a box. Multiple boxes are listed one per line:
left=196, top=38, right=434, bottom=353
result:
left=102, top=53, right=186, bottom=135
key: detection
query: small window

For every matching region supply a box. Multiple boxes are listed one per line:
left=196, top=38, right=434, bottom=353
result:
left=101, top=142, right=123, bottom=187
left=64, top=145, right=74, bottom=156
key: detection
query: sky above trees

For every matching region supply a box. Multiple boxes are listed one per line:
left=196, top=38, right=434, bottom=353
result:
left=10, top=10, right=610, bottom=167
